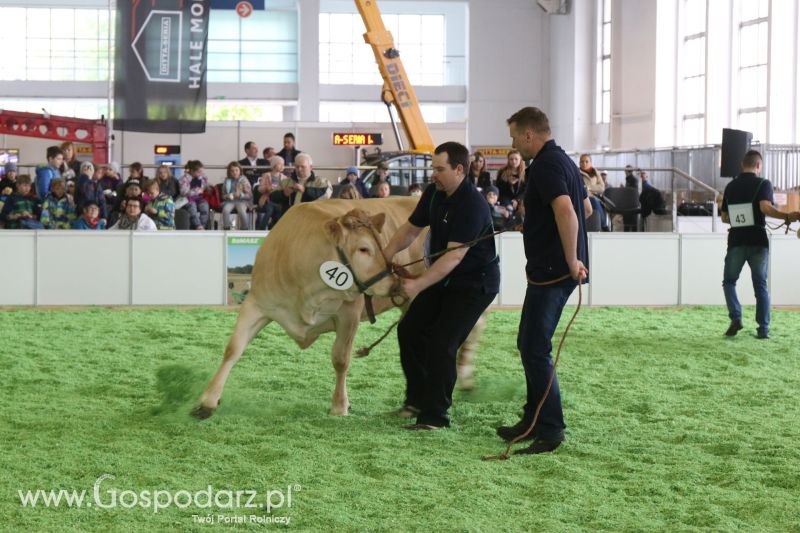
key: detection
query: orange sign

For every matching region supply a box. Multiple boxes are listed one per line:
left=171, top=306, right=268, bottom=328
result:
left=236, top=1, right=253, bottom=17
left=332, top=133, right=383, bottom=146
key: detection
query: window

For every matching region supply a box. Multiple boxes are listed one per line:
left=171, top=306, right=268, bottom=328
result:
left=0, top=98, right=108, bottom=120
left=205, top=100, right=286, bottom=121
left=0, top=7, right=112, bottom=82
left=208, top=10, right=298, bottom=83
left=737, top=0, right=768, bottom=141
left=679, top=0, right=707, bottom=145
left=319, top=12, right=446, bottom=86
left=596, top=0, right=611, bottom=124
left=319, top=101, right=463, bottom=124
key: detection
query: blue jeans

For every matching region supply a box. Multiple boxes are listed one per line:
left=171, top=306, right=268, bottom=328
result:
left=516, top=283, right=575, bottom=441
left=722, top=246, right=770, bottom=335
left=589, top=196, right=608, bottom=230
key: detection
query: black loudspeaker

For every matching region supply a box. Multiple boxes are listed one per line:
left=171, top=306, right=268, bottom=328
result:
left=720, top=128, right=752, bottom=177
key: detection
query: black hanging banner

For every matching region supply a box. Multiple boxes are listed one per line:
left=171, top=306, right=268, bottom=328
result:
left=114, top=0, right=209, bottom=133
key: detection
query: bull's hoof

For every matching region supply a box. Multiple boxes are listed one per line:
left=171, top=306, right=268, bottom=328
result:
left=191, top=405, right=216, bottom=419
left=328, top=403, right=351, bottom=416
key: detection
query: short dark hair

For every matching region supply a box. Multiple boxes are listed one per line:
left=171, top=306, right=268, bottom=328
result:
left=506, top=107, right=551, bottom=135
left=126, top=196, right=143, bottom=208
left=46, top=146, right=64, bottom=160
left=129, top=162, right=143, bottom=174
left=742, top=150, right=762, bottom=169
left=434, top=142, right=470, bottom=174
left=244, top=141, right=256, bottom=151
left=283, top=132, right=295, bottom=140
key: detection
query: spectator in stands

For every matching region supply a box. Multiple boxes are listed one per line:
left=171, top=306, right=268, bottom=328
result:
left=1, top=175, right=43, bottom=229
left=221, top=161, right=253, bottom=230
left=35, top=146, right=64, bottom=200
left=264, top=177, right=296, bottom=228
left=368, top=162, right=391, bottom=197
left=72, top=201, right=106, bottom=230
left=265, top=155, right=285, bottom=188
left=468, top=151, right=492, bottom=189
left=638, top=171, right=667, bottom=219
left=75, top=162, right=107, bottom=218
left=262, top=146, right=276, bottom=161
left=496, top=149, right=526, bottom=210
left=372, top=181, right=391, bottom=199
left=624, top=165, right=639, bottom=190
left=110, top=196, right=157, bottom=231
left=178, top=160, right=210, bottom=230
left=342, top=166, right=369, bottom=198
left=1, top=162, right=17, bottom=196
left=99, top=164, right=121, bottom=207
left=291, top=153, right=332, bottom=202
left=65, top=179, right=76, bottom=199
left=408, top=183, right=422, bottom=197
left=484, top=185, right=511, bottom=229
left=108, top=179, right=143, bottom=228
left=253, top=156, right=284, bottom=230
left=579, top=154, right=609, bottom=231
left=154, top=164, right=180, bottom=199
left=277, top=132, right=301, bottom=170
left=40, top=178, right=76, bottom=229
left=144, top=179, right=176, bottom=230
left=337, top=183, right=362, bottom=200
left=600, top=170, right=608, bottom=186
left=59, top=141, right=81, bottom=181
left=116, top=162, right=146, bottom=199
left=239, top=141, right=269, bottom=187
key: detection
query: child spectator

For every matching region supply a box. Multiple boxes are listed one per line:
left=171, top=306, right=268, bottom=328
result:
left=75, top=162, right=108, bottom=218
left=1, top=162, right=18, bottom=196
left=143, top=179, right=176, bottom=230
left=41, top=178, right=76, bottom=229
left=337, top=183, right=362, bottom=199
left=408, top=183, right=422, bottom=197
left=372, top=181, right=391, bottom=199
left=109, top=196, right=157, bottom=231
left=99, top=164, right=121, bottom=207
left=1, top=174, right=43, bottom=229
left=35, top=146, right=64, bottom=200
left=342, top=166, right=369, bottom=198
left=154, top=164, right=180, bottom=199
left=484, top=185, right=511, bottom=229
left=72, top=201, right=106, bottom=230
left=178, top=160, right=210, bottom=230
left=221, top=161, right=253, bottom=230
left=496, top=149, right=526, bottom=210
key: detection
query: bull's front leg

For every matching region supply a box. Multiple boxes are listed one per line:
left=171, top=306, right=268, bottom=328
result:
left=329, top=300, right=362, bottom=415
left=456, top=310, right=489, bottom=390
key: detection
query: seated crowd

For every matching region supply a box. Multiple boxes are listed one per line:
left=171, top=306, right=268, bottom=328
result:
left=2, top=135, right=628, bottom=232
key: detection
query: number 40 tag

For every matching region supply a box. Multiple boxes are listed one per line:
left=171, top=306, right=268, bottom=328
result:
left=319, top=261, right=355, bottom=290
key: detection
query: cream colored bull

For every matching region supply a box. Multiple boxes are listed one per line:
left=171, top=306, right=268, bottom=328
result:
left=193, top=197, right=484, bottom=419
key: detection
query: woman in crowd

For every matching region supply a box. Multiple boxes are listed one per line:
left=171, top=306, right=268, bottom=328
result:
left=496, top=149, right=526, bottom=211
left=468, top=151, right=492, bottom=189
left=579, top=153, right=609, bottom=231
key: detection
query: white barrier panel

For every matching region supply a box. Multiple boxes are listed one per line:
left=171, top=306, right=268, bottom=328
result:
left=132, top=233, right=225, bottom=305
left=680, top=234, right=756, bottom=305
left=770, top=235, right=800, bottom=306
left=37, top=231, right=131, bottom=306
left=2, top=232, right=35, bottom=305
left=589, top=233, right=680, bottom=306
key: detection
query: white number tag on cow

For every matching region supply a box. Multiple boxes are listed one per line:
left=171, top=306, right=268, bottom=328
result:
left=728, top=202, right=755, bottom=228
left=319, top=261, right=354, bottom=290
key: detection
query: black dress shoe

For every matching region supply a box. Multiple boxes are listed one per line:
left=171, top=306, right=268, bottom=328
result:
left=402, top=423, right=441, bottom=431
left=756, top=331, right=770, bottom=339
left=496, top=419, right=535, bottom=442
left=513, top=438, right=563, bottom=455
left=725, top=319, right=743, bottom=337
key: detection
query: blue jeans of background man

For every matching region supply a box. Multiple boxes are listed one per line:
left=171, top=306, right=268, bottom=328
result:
left=516, top=283, right=575, bottom=441
left=722, top=245, right=770, bottom=335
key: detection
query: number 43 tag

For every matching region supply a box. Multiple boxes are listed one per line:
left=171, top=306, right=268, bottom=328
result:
left=319, top=261, right=355, bottom=290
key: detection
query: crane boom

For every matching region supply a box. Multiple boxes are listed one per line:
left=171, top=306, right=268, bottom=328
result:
left=355, top=0, right=435, bottom=154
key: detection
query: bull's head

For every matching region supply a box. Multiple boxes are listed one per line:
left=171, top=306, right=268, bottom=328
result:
left=324, top=209, right=397, bottom=297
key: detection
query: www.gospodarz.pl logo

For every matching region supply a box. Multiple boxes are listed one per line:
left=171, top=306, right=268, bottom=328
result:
left=17, top=474, right=299, bottom=516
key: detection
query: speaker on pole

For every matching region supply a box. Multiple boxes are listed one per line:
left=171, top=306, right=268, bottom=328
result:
left=720, top=128, right=752, bottom=177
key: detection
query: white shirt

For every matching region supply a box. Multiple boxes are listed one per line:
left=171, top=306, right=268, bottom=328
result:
left=110, top=214, right=158, bottom=231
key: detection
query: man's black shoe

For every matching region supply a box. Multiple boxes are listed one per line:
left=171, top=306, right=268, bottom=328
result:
left=513, top=438, right=563, bottom=455
left=725, top=319, right=743, bottom=337
left=496, top=419, right=535, bottom=442
left=756, top=331, right=770, bottom=339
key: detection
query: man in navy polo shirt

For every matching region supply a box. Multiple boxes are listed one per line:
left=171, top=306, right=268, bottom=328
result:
left=383, top=141, right=500, bottom=430
left=720, top=150, right=799, bottom=339
left=498, top=107, right=590, bottom=454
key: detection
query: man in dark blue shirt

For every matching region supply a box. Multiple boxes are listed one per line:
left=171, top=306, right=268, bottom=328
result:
left=720, top=150, right=799, bottom=339
left=498, top=107, right=590, bottom=454
left=383, top=142, right=500, bottom=430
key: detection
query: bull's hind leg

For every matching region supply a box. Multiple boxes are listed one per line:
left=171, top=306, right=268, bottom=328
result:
left=192, top=298, right=271, bottom=419
left=329, top=300, right=362, bottom=416
left=456, top=310, right=488, bottom=390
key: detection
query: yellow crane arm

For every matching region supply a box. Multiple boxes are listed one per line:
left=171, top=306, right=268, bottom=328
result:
left=355, top=0, right=435, bottom=154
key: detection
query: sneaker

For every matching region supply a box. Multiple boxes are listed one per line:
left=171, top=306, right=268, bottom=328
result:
left=395, top=405, right=420, bottom=418
left=495, top=419, right=535, bottom=442
left=513, top=438, right=564, bottom=455
left=724, top=319, right=743, bottom=337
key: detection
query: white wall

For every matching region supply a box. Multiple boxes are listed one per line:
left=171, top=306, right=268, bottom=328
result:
left=3, top=230, right=798, bottom=307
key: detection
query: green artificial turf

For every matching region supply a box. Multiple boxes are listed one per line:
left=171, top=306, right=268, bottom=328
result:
left=1, top=306, right=799, bottom=532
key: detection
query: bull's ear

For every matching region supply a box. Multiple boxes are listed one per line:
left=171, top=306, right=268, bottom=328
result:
left=324, top=219, right=344, bottom=245
left=370, top=212, right=386, bottom=233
